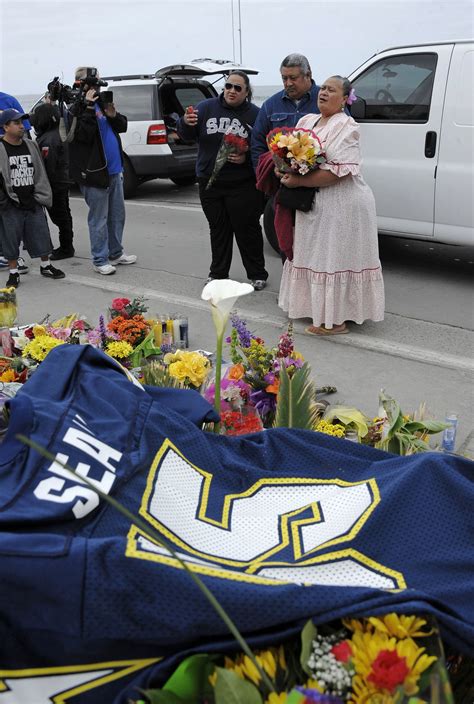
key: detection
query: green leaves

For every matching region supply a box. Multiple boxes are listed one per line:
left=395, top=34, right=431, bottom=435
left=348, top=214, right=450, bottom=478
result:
left=300, top=619, right=317, bottom=676
left=376, top=390, right=449, bottom=455
left=214, top=666, right=263, bottom=704
left=273, top=363, right=321, bottom=430
left=142, top=654, right=217, bottom=703
left=142, top=361, right=184, bottom=388
left=323, top=406, right=369, bottom=438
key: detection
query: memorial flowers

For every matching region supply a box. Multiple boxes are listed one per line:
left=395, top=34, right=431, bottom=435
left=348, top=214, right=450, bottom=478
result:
left=207, top=129, right=249, bottom=189
left=266, top=127, right=326, bottom=175
left=133, top=613, right=452, bottom=704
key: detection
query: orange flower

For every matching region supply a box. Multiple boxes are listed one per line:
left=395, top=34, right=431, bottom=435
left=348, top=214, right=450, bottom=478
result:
left=107, top=314, right=150, bottom=346
left=266, top=379, right=280, bottom=394
left=0, top=368, right=18, bottom=382
left=228, top=363, right=245, bottom=380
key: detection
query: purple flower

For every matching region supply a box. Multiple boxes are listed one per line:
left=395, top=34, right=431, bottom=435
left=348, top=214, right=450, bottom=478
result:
left=231, top=314, right=254, bottom=348
left=98, top=315, right=107, bottom=348
left=250, top=388, right=277, bottom=418
left=295, top=688, right=344, bottom=703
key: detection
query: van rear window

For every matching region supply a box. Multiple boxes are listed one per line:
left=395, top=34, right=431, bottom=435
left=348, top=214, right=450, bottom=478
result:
left=109, top=85, right=154, bottom=121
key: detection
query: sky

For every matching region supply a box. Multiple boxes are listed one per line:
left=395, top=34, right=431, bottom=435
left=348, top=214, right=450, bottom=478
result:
left=0, top=0, right=472, bottom=97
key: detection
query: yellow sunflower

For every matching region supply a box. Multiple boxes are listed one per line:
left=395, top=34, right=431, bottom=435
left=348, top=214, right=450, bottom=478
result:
left=349, top=630, right=436, bottom=703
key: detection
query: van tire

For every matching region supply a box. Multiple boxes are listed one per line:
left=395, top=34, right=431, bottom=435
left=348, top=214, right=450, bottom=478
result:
left=263, top=197, right=281, bottom=254
left=123, top=156, right=139, bottom=199
left=171, top=176, right=197, bottom=187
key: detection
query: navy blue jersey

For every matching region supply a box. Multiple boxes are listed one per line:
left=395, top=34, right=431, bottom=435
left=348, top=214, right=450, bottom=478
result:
left=0, top=345, right=473, bottom=703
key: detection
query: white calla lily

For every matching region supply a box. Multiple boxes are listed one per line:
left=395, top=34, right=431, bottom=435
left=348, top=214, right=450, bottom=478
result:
left=201, top=279, right=254, bottom=430
left=201, top=280, right=254, bottom=336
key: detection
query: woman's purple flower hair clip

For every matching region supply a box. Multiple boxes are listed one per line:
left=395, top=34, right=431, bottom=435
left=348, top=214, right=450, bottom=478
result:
left=346, top=88, right=357, bottom=105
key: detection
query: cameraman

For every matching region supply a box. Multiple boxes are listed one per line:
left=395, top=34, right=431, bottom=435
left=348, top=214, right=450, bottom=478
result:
left=68, top=67, right=136, bottom=275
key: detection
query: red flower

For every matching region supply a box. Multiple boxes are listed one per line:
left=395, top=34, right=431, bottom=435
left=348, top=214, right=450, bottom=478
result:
left=72, top=319, right=85, bottom=331
left=111, top=298, right=130, bottom=311
left=331, top=640, right=352, bottom=663
left=223, top=134, right=248, bottom=153
left=367, top=649, right=409, bottom=693
left=24, top=326, right=35, bottom=340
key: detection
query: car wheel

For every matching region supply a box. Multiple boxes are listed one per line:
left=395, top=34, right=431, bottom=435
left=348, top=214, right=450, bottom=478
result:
left=263, top=196, right=281, bottom=254
left=170, top=176, right=197, bottom=187
left=123, top=156, right=139, bottom=199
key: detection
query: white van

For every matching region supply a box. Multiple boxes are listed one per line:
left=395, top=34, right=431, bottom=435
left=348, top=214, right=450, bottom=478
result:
left=349, top=40, right=474, bottom=246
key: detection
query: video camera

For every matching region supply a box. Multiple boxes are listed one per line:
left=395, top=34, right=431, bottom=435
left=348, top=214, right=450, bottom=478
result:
left=47, top=68, right=108, bottom=107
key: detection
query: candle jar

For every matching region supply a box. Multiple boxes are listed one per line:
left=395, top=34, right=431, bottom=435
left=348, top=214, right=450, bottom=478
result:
left=0, top=287, right=17, bottom=328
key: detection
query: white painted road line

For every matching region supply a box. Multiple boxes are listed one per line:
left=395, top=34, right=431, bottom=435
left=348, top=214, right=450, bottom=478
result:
left=31, top=270, right=474, bottom=373
left=70, top=196, right=201, bottom=212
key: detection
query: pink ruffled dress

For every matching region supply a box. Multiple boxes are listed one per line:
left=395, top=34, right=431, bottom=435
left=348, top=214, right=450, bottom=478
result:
left=278, top=112, right=385, bottom=328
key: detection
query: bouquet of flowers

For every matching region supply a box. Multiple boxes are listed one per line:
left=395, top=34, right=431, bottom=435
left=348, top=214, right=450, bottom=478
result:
left=203, top=315, right=304, bottom=428
left=133, top=613, right=455, bottom=704
left=206, top=128, right=249, bottom=189
left=108, top=296, right=148, bottom=320
left=267, top=127, right=326, bottom=175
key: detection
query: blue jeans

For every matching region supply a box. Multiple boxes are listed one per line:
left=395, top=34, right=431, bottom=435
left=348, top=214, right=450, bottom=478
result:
left=80, top=173, right=125, bottom=266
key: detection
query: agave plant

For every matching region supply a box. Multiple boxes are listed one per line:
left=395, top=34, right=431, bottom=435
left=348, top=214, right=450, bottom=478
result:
left=273, top=363, right=325, bottom=430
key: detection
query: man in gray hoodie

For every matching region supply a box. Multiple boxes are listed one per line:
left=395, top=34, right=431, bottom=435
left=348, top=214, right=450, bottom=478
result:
left=0, top=109, right=65, bottom=288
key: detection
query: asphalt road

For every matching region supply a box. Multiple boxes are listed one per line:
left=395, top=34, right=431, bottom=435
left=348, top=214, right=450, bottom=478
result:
left=10, top=178, right=474, bottom=456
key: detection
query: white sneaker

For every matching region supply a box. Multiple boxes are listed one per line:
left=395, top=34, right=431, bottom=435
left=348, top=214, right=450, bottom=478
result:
left=93, top=263, right=116, bottom=275
left=0, top=257, right=8, bottom=269
left=18, top=256, right=29, bottom=274
left=109, top=253, right=137, bottom=265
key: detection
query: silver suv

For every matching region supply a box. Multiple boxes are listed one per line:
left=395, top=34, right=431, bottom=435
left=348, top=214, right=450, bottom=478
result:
left=103, top=60, right=258, bottom=197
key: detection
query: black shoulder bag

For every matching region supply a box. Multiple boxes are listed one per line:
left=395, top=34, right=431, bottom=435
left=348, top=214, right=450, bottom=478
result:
left=276, top=183, right=318, bottom=212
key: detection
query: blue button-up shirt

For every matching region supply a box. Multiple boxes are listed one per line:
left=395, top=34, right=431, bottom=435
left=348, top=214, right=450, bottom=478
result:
left=250, top=81, right=320, bottom=168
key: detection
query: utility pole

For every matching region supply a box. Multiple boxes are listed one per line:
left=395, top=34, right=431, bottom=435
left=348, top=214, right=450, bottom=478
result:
left=231, top=0, right=236, bottom=62
left=237, top=0, right=243, bottom=63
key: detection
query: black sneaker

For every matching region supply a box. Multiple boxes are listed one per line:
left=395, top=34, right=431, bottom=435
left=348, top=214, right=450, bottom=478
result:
left=50, top=247, right=75, bottom=261
left=250, top=279, right=267, bottom=291
left=6, top=272, right=20, bottom=288
left=40, top=264, right=66, bottom=279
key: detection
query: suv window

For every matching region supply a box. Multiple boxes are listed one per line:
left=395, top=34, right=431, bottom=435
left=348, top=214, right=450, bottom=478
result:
left=109, top=85, right=154, bottom=120
left=352, top=53, right=437, bottom=122
left=175, top=86, right=212, bottom=110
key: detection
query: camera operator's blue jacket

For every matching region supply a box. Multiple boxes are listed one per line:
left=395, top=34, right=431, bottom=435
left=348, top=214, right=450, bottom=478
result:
left=68, top=104, right=127, bottom=188
left=250, top=81, right=320, bottom=169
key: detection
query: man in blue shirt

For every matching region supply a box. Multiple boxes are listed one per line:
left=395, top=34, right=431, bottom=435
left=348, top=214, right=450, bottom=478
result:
left=250, top=54, right=320, bottom=169
left=68, top=67, right=136, bottom=275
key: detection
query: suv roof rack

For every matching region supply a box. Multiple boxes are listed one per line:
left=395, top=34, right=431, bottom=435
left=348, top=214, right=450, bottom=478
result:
left=101, top=74, right=156, bottom=81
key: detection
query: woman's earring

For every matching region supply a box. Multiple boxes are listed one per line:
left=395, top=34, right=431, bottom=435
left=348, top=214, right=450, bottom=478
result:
left=341, top=104, right=345, bottom=111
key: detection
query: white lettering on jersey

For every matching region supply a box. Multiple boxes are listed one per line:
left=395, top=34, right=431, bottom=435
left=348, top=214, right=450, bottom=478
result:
left=33, top=415, right=122, bottom=519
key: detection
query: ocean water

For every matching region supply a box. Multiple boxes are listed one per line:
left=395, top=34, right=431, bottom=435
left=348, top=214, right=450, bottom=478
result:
left=17, top=85, right=281, bottom=112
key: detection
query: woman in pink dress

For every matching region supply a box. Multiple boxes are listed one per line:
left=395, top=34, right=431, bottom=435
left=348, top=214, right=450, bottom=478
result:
left=278, top=76, right=384, bottom=335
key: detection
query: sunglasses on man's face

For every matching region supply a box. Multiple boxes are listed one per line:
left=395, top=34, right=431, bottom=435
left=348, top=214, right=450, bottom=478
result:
left=225, top=82, right=243, bottom=93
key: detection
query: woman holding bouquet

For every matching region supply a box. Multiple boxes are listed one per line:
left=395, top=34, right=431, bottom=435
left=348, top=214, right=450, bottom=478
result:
left=277, top=76, right=384, bottom=334
left=177, top=72, right=268, bottom=290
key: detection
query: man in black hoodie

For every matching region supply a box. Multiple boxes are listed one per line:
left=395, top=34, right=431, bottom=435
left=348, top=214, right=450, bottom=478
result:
left=33, top=103, right=75, bottom=260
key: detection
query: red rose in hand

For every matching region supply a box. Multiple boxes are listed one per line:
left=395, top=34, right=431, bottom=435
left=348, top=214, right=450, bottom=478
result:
left=367, top=650, right=409, bottom=693
left=331, top=640, right=352, bottom=663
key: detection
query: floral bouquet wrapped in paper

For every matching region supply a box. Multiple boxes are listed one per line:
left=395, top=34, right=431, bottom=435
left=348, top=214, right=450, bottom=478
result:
left=206, top=129, right=249, bottom=189
left=267, top=127, right=326, bottom=175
